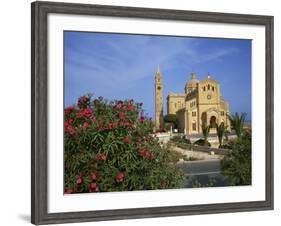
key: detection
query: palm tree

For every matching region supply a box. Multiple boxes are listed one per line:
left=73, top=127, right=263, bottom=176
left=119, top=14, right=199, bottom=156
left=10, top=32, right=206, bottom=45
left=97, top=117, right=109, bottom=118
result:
left=228, top=112, right=247, bottom=138
left=216, top=122, right=226, bottom=147
left=201, top=123, right=210, bottom=146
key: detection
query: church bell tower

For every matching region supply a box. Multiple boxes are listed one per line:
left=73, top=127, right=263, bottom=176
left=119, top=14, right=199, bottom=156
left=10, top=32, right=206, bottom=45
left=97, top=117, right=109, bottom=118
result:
left=155, top=65, right=164, bottom=130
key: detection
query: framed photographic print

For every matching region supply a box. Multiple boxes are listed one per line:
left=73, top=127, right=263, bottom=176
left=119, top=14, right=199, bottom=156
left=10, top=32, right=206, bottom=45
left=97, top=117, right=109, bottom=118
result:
left=31, top=1, right=274, bottom=225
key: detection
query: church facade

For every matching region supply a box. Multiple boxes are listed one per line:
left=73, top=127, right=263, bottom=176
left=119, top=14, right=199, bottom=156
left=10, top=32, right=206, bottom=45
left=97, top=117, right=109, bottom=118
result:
left=155, top=66, right=230, bottom=134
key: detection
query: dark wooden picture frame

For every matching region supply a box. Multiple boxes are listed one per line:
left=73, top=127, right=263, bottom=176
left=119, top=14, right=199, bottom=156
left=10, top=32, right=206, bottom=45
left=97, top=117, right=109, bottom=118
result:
left=31, top=1, right=274, bottom=224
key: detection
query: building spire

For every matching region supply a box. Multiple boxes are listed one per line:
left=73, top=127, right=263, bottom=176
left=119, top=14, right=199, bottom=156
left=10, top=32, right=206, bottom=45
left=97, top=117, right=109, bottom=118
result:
left=157, top=64, right=161, bottom=74
left=191, top=71, right=196, bottom=80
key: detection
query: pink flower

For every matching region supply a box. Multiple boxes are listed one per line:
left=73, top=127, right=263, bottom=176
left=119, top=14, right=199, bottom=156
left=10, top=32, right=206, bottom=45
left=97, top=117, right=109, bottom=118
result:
left=127, top=104, right=135, bottom=111
left=90, top=182, right=97, bottom=190
left=77, top=108, right=93, bottom=118
left=64, top=118, right=74, bottom=128
left=119, top=112, right=126, bottom=120
left=138, top=148, right=145, bottom=156
left=76, top=178, right=82, bottom=185
left=115, top=101, right=123, bottom=109
left=138, top=148, right=151, bottom=160
left=82, top=122, right=89, bottom=129
left=91, top=172, right=97, bottom=181
left=64, top=106, right=75, bottom=115
left=138, top=116, right=145, bottom=123
left=144, top=149, right=150, bottom=159
left=124, top=136, right=131, bottom=144
left=66, top=125, right=76, bottom=135
left=108, top=121, right=117, bottom=129
left=65, top=188, right=73, bottom=194
left=95, top=153, right=107, bottom=161
left=116, top=172, right=125, bottom=183
left=89, top=182, right=99, bottom=192
left=125, top=122, right=131, bottom=127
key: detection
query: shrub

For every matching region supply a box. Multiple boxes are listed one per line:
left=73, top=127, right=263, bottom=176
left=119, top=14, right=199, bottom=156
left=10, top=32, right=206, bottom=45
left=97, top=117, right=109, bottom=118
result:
left=194, top=139, right=211, bottom=147
left=221, top=131, right=251, bottom=185
left=170, top=135, right=191, bottom=144
left=167, top=150, right=185, bottom=163
left=64, top=95, right=183, bottom=194
left=164, top=122, right=174, bottom=131
left=192, top=178, right=216, bottom=188
left=220, top=141, right=234, bottom=150
left=176, top=143, right=192, bottom=150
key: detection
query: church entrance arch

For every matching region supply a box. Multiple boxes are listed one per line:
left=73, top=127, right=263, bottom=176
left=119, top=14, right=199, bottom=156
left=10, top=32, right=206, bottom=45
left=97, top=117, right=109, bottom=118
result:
left=210, top=116, right=217, bottom=128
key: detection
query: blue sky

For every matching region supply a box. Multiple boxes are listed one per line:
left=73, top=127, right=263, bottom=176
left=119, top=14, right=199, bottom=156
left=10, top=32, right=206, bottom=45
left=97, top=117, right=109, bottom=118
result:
left=64, top=31, right=252, bottom=120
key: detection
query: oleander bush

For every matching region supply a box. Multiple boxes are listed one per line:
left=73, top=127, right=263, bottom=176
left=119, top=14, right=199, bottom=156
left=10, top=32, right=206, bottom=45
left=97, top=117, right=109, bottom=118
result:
left=64, top=95, right=183, bottom=194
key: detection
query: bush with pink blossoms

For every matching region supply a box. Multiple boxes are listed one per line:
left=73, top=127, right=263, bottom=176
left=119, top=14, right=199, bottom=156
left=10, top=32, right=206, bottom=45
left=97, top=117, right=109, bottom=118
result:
left=64, top=95, right=183, bottom=193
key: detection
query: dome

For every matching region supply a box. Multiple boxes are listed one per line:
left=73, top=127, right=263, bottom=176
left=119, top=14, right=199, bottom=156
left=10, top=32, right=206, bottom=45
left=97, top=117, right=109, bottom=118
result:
left=187, top=79, right=199, bottom=86
left=185, top=72, right=199, bottom=93
left=186, top=72, right=199, bottom=86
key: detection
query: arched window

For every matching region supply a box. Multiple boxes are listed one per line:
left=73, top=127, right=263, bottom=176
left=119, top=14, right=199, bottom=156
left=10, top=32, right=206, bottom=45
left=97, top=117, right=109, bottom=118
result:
left=208, top=84, right=210, bottom=90
left=203, top=86, right=206, bottom=91
left=212, top=86, right=215, bottom=91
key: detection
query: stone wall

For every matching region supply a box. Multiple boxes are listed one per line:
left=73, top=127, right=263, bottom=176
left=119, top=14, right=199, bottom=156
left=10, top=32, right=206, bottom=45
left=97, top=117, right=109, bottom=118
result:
left=171, top=142, right=230, bottom=155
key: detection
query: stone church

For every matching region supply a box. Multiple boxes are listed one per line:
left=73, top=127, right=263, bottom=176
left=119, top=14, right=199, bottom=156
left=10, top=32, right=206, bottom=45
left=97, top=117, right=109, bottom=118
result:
left=155, top=66, right=230, bottom=134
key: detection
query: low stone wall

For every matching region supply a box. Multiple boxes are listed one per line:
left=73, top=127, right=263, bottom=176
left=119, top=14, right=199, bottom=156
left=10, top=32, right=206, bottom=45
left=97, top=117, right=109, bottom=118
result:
left=192, top=145, right=229, bottom=155
left=154, top=132, right=172, bottom=143
left=171, top=142, right=229, bottom=155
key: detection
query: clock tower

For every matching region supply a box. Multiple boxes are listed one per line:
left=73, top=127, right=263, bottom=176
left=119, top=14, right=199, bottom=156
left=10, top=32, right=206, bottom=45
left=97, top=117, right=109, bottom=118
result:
left=155, top=65, right=164, bottom=130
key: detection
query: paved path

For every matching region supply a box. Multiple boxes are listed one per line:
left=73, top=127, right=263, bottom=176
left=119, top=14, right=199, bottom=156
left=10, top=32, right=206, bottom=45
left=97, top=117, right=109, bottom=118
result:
left=176, top=159, right=230, bottom=187
left=177, top=159, right=221, bottom=175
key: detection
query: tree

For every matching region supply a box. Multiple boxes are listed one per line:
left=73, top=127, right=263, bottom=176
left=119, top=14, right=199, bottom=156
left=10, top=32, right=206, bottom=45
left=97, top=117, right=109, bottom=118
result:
left=221, top=131, right=251, bottom=185
left=216, top=122, right=226, bottom=147
left=228, top=112, right=247, bottom=138
left=164, top=114, right=178, bottom=128
left=64, top=95, right=183, bottom=194
left=201, top=123, right=210, bottom=146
